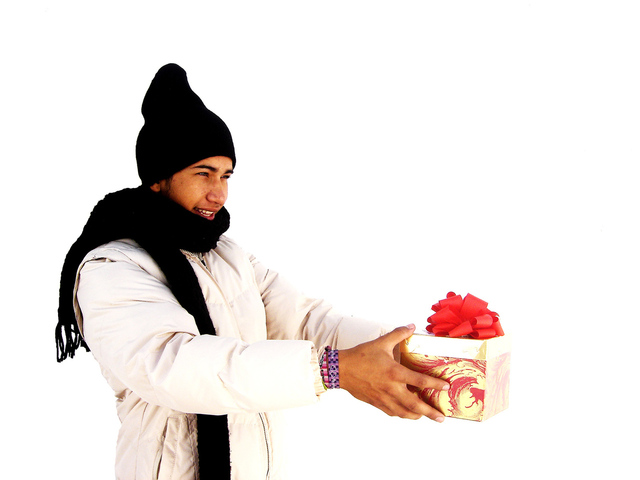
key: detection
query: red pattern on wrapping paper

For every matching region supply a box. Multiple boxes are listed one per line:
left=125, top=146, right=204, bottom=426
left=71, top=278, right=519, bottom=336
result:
left=408, top=356, right=487, bottom=418
left=402, top=351, right=511, bottom=421
left=484, top=351, right=511, bottom=418
left=427, top=292, right=504, bottom=338
left=469, top=387, right=484, bottom=408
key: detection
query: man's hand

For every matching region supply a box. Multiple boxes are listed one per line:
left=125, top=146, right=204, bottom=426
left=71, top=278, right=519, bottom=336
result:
left=338, top=324, right=449, bottom=422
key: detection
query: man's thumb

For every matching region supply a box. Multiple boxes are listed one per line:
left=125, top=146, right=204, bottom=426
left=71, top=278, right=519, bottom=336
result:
left=381, top=324, right=416, bottom=348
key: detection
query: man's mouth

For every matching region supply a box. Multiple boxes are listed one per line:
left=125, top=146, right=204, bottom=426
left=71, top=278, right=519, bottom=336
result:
left=194, top=207, right=217, bottom=219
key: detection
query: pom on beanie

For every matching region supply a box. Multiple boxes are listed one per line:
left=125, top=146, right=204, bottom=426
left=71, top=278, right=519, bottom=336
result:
left=136, top=64, right=236, bottom=185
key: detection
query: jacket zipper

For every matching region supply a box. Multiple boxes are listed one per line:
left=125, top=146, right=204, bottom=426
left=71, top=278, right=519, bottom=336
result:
left=185, top=251, right=236, bottom=323
left=259, top=413, right=271, bottom=479
left=185, top=251, right=272, bottom=479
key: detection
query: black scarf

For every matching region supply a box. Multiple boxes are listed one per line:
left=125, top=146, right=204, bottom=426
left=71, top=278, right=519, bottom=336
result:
left=56, top=186, right=231, bottom=479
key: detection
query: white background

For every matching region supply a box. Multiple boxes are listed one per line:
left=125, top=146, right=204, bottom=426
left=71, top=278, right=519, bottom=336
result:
left=1, top=1, right=638, bottom=478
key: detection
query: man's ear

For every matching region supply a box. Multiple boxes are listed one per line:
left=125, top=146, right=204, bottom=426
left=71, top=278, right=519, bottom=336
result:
left=149, top=182, right=162, bottom=193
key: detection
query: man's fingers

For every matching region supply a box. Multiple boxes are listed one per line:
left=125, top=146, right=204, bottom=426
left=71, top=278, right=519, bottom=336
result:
left=388, top=361, right=449, bottom=392
left=398, top=386, right=447, bottom=422
left=383, top=388, right=446, bottom=422
left=404, top=367, right=450, bottom=393
left=350, top=376, right=445, bottom=422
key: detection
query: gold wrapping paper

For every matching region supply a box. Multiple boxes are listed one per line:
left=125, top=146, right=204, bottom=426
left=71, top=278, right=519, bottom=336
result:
left=400, top=331, right=511, bottom=421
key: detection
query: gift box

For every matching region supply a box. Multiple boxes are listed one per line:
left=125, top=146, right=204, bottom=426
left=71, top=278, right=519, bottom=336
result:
left=400, top=331, right=511, bottom=421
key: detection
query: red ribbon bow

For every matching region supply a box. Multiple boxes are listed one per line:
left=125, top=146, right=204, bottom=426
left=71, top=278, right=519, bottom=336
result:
left=427, top=292, right=504, bottom=339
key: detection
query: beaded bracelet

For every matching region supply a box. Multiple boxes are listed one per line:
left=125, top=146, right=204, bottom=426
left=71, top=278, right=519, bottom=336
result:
left=320, top=346, right=340, bottom=390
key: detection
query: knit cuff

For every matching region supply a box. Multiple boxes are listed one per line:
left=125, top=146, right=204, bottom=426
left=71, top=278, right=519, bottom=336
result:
left=311, top=346, right=326, bottom=397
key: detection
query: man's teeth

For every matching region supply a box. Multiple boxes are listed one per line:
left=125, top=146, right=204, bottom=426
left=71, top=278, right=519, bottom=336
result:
left=196, top=208, right=214, bottom=216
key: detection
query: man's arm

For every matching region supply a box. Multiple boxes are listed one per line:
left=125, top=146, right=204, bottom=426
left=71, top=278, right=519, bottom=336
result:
left=76, top=252, right=322, bottom=415
left=249, top=252, right=448, bottom=421
left=250, top=253, right=389, bottom=348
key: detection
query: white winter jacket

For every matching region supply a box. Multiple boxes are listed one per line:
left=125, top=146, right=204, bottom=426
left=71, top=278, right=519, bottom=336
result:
left=73, top=236, right=387, bottom=480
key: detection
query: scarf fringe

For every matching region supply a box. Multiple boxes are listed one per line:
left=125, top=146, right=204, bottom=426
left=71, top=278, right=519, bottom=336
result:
left=55, top=321, right=89, bottom=362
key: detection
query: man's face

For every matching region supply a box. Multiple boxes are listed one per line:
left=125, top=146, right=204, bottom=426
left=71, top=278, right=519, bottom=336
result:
left=150, top=156, right=234, bottom=221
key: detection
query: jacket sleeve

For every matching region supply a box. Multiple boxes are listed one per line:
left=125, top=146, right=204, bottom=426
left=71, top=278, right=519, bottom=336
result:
left=250, top=254, right=391, bottom=351
left=75, top=250, right=322, bottom=416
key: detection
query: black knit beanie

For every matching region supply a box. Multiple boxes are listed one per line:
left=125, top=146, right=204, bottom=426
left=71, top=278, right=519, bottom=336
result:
left=136, top=64, right=236, bottom=186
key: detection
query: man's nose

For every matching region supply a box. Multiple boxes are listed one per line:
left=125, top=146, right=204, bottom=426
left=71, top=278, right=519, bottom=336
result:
left=206, top=180, right=226, bottom=203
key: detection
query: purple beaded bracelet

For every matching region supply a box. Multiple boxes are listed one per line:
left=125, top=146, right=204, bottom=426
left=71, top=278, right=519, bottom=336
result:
left=320, top=346, right=340, bottom=389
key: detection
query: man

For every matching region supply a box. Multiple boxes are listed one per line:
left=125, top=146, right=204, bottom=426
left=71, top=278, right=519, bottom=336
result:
left=56, top=63, right=448, bottom=480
